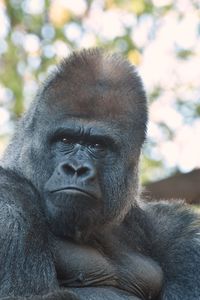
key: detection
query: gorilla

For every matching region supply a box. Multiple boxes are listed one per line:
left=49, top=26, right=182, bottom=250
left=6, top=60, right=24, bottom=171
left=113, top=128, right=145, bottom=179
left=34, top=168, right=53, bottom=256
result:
left=0, top=48, right=200, bottom=300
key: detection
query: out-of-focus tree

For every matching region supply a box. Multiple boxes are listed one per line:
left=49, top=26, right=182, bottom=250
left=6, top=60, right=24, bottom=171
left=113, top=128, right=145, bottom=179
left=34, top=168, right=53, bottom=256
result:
left=0, top=0, right=200, bottom=188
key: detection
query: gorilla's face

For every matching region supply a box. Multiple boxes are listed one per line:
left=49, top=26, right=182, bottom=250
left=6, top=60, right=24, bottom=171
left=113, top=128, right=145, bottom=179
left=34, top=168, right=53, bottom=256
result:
left=42, top=115, right=138, bottom=241
left=18, top=49, right=147, bottom=241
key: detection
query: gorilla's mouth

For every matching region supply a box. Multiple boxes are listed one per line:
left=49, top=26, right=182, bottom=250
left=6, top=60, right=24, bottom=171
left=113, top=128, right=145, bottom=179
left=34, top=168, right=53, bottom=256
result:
left=51, top=187, right=96, bottom=200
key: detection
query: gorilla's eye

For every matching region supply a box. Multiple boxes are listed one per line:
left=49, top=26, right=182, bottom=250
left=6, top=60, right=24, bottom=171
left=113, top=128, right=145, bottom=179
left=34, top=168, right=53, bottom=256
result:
left=58, top=135, right=75, bottom=145
left=62, top=137, right=71, bottom=144
left=91, top=143, right=100, bottom=148
left=88, top=142, right=105, bottom=151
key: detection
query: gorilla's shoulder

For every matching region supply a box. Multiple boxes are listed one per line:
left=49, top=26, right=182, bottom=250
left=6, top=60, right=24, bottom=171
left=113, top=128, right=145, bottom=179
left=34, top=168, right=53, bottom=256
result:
left=138, top=200, right=200, bottom=254
left=126, top=200, right=199, bottom=229
left=123, top=201, right=200, bottom=255
left=0, top=166, right=39, bottom=200
left=142, top=200, right=200, bottom=232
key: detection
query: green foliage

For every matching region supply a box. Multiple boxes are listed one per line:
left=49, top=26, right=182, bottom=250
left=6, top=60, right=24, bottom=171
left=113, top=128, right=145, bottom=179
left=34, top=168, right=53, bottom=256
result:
left=0, top=0, right=199, bottom=181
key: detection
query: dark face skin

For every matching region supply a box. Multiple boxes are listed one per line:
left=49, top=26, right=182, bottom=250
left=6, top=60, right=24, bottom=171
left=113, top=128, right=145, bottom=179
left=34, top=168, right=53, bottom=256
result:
left=41, top=111, right=139, bottom=241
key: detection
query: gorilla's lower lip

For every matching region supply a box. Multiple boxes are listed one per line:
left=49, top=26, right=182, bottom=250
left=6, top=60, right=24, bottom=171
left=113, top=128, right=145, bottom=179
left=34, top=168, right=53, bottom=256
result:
left=51, top=187, right=95, bottom=199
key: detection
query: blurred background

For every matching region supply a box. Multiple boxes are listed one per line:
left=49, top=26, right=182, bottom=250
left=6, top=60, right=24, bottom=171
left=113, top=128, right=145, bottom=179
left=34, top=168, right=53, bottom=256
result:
left=0, top=0, right=200, bottom=203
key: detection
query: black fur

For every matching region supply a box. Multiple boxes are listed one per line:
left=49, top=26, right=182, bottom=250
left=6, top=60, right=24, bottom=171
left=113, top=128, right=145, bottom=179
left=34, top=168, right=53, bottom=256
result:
left=0, top=49, right=200, bottom=300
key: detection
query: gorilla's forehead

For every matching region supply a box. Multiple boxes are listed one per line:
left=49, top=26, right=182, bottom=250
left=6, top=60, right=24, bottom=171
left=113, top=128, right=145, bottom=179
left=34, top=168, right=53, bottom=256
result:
left=44, top=80, right=135, bottom=121
left=40, top=50, right=145, bottom=122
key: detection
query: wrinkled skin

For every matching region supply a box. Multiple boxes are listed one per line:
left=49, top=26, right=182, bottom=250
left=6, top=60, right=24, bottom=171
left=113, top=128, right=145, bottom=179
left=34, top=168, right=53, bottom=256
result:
left=1, top=49, right=200, bottom=300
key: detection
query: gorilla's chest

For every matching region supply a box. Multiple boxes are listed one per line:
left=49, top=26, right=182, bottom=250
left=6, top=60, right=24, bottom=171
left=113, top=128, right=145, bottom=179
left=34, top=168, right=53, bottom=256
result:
left=53, top=238, right=161, bottom=299
left=55, top=239, right=116, bottom=287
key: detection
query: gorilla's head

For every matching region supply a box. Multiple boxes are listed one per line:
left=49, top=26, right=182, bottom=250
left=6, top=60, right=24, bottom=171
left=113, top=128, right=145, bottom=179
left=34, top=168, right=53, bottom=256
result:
left=4, top=49, right=147, bottom=241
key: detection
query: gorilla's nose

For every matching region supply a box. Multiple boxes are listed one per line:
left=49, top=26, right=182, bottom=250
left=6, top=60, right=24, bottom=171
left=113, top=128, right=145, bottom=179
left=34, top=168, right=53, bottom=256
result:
left=59, top=160, right=96, bottom=181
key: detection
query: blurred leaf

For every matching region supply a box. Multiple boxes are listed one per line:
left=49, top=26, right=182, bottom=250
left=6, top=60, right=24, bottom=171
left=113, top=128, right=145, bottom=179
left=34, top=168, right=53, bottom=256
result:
left=177, top=49, right=193, bottom=59
left=195, top=105, right=200, bottom=116
left=128, top=49, right=141, bottom=65
left=0, top=39, right=24, bottom=117
left=49, top=2, right=71, bottom=27
left=7, top=0, right=23, bottom=26
left=141, top=156, right=163, bottom=184
left=149, top=86, right=162, bottom=102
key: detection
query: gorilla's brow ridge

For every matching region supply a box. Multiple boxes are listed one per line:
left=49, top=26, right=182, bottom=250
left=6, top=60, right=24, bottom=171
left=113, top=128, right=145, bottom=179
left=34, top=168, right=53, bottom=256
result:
left=49, top=126, right=118, bottom=147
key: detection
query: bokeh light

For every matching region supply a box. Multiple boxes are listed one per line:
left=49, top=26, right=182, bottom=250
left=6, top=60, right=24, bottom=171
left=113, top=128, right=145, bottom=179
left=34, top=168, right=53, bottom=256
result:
left=0, top=0, right=199, bottom=181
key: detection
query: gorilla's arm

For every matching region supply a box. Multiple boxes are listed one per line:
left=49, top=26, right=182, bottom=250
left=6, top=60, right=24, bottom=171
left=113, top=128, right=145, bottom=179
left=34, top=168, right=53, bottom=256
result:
left=0, top=291, right=78, bottom=300
left=0, top=167, right=77, bottom=300
left=144, top=201, right=200, bottom=300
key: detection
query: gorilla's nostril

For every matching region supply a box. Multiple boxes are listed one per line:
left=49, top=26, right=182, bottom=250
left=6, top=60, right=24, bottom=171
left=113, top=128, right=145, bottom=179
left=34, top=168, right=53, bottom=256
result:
left=77, top=167, right=90, bottom=177
left=62, top=164, right=76, bottom=175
